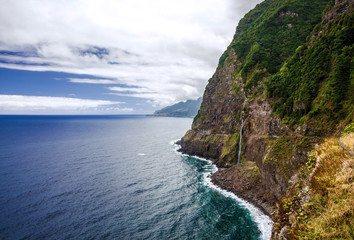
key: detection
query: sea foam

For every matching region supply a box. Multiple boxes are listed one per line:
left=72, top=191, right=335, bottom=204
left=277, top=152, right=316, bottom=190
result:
left=172, top=140, right=273, bottom=240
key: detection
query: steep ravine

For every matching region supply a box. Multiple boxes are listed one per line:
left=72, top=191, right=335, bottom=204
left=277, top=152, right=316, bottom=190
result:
left=180, top=0, right=353, bottom=238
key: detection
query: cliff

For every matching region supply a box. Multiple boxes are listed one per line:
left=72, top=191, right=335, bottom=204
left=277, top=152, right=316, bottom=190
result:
left=152, top=97, right=202, bottom=118
left=180, top=0, right=353, bottom=238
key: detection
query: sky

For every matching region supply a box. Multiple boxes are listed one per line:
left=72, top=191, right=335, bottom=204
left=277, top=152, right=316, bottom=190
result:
left=0, top=0, right=262, bottom=114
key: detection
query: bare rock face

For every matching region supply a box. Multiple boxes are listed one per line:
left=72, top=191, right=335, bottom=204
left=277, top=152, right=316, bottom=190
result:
left=322, top=0, right=354, bottom=25
left=180, top=48, right=298, bottom=214
left=193, top=49, right=245, bottom=135
left=180, top=49, right=246, bottom=166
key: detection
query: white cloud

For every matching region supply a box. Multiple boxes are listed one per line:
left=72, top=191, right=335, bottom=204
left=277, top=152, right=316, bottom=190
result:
left=0, top=0, right=263, bottom=107
left=0, top=95, right=132, bottom=114
left=68, top=78, right=118, bottom=84
left=108, top=86, right=153, bottom=94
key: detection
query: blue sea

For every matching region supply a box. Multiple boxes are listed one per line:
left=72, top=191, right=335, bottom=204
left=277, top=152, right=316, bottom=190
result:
left=0, top=115, right=271, bottom=240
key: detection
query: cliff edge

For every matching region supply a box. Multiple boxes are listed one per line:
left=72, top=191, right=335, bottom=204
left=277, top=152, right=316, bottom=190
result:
left=180, top=0, right=353, bottom=238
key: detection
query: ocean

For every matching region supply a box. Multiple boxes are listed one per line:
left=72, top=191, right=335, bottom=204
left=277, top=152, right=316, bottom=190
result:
left=0, top=115, right=271, bottom=240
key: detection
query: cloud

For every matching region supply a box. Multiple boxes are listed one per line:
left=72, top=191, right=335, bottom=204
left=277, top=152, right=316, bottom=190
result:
left=68, top=78, right=119, bottom=84
left=0, top=95, right=132, bottom=114
left=228, top=0, right=263, bottom=18
left=108, top=86, right=153, bottom=94
left=0, top=0, right=262, bottom=107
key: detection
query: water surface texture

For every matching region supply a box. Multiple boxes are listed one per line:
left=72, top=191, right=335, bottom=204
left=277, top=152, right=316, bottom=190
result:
left=0, top=115, right=263, bottom=239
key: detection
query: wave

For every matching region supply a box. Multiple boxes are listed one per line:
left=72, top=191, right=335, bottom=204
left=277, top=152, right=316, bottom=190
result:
left=172, top=140, right=273, bottom=240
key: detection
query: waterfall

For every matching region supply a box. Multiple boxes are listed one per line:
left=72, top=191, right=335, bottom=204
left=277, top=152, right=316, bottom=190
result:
left=237, top=119, right=243, bottom=164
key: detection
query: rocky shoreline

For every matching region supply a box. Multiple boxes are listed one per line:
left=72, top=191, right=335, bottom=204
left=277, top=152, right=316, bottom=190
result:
left=211, top=163, right=276, bottom=217
left=177, top=142, right=275, bottom=217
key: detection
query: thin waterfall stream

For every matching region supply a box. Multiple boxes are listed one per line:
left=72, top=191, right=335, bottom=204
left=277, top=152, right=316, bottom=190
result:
left=237, top=119, right=243, bottom=164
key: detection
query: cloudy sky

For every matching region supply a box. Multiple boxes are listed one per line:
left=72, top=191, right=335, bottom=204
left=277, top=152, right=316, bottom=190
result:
left=0, top=0, right=262, bottom=114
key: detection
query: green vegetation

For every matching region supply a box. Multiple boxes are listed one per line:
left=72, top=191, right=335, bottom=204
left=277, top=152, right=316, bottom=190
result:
left=193, top=109, right=206, bottom=126
left=266, top=9, right=354, bottom=127
left=342, top=122, right=354, bottom=136
left=240, top=161, right=261, bottom=179
left=193, top=110, right=201, bottom=123
left=232, top=82, right=241, bottom=93
left=220, top=132, right=240, bottom=165
left=242, top=69, right=270, bottom=98
left=217, top=0, right=352, bottom=129
left=218, top=0, right=329, bottom=82
left=264, top=136, right=318, bottom=182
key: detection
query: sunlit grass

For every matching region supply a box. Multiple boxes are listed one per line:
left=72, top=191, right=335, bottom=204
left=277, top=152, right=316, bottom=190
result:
left=341, top=132, right=354, bottom=150
left=297, top=134, right=354, bottom=239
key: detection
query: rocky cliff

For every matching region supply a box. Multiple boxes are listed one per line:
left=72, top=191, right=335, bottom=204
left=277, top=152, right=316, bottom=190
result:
left=180, top=0, right=353, bottom=238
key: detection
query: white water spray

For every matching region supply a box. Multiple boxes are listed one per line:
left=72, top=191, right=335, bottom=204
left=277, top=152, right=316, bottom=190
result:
left=237, top=119, right=243, bottom=164
left=172, top=140, right=273, bottom=240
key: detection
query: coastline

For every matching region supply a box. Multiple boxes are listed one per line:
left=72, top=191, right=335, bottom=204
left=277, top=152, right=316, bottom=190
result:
left=211, top=164, right=277, bottom=217
left=173, top=141, right=273, bottom=240
left=211, top=174, right=273, bottom=217
left=176, top=140, right=275, bottom=216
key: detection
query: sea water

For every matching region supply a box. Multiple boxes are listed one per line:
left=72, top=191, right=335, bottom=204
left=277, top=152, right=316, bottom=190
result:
left=0, top=115, right=271, bottom=239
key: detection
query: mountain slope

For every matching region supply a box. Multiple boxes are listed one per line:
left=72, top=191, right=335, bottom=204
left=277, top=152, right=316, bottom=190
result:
left=152, top=97, right=202, bottom=118
left=179, top=0, right=353, bottom=238
left=267, top=0, right=353, bottom=131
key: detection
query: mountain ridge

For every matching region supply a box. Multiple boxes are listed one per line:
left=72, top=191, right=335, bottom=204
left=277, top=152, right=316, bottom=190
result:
left=152, top=97, right=202, bottom=118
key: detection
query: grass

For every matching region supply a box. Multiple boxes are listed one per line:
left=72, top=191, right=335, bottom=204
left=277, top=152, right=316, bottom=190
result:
left=309, top=138, right=348, bottom=193
left=297, top=136, right=353, bottom=239
left=273, top=129, right=354, bottom=239
left=341, top=132, right=354, bottom=150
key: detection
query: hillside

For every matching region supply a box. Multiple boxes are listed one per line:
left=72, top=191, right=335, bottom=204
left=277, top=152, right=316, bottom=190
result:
left=152, top=97, right=202, bottom=118
left=179, top=0, right=353, bottom=238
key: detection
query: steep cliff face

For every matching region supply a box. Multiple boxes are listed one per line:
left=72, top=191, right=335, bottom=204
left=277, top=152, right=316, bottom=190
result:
left=180, top=0, right=353, bottom=236
left=181, top=49, right=245, bottom=164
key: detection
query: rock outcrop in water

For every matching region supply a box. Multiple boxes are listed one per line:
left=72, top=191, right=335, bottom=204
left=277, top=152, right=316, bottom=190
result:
left=180, top=0, right=353, bottom=238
